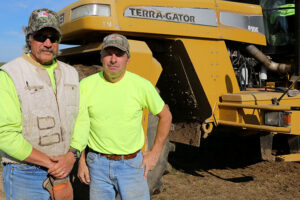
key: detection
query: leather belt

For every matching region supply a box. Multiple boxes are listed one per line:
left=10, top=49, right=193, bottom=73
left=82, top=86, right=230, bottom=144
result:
left=89, top=149, right=140, bottom=161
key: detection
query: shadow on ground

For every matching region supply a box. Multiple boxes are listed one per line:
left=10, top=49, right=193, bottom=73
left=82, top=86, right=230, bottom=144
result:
left=168, top=127, right=263, bottom=182
left=168, top=126, right=295, bottom=184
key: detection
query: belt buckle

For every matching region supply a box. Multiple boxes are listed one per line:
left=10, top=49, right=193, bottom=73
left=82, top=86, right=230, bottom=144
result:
left=107, top=154, right=121, bottom=160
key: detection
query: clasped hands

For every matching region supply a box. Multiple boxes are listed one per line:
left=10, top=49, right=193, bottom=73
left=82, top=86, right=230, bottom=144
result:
left=47, top=152, right=76, bottom=179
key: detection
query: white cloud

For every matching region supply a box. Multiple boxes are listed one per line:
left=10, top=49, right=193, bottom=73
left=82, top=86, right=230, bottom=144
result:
left=15, top=2, right=28, bottom=9
left=5, top=31, right=24, bottom=38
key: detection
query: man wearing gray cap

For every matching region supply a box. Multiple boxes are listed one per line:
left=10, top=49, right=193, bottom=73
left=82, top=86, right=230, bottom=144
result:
left=0, top=8, right=83, bottom=200
left=75, top=33, right=172, bottom=200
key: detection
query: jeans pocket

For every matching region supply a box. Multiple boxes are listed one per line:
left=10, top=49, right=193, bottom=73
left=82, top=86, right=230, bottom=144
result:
left=124, top=152, right=143, bottom=169
left=18, top=165, right=38, bottom=174
left=86, top=152, right=97, bottom=166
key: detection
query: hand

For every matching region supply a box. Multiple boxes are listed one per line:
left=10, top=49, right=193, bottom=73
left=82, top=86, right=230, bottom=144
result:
left=48, top=152, right=76, bottom=179
left=140, top=150, right=160, bottom=179
left=77, top=159, right=90, bottom=185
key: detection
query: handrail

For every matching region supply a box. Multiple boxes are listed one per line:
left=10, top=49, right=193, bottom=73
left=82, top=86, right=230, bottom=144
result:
left=217, top=120, right=291, bottom=133
left=218, top=102, right=291, bottom=111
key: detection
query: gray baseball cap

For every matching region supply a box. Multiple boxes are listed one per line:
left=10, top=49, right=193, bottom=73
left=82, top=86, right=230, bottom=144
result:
left=101, top=34, right=130, bottom=57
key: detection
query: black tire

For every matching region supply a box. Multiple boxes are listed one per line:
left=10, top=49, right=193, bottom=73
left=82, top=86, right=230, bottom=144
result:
left=146, top=113, right=170, bottom=195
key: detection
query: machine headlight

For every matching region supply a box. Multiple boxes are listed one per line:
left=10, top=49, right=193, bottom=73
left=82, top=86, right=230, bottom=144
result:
left=71, top=4, right=110, bottom=21
left=265, top=111, right=291, bottom=127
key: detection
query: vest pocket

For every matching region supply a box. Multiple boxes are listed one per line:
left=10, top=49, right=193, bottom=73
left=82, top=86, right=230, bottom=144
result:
left=37, top=116, right=55, bottom=130
left=28, top=84, right=51, bottom=108
left=39, top=133, right=61, bottom=146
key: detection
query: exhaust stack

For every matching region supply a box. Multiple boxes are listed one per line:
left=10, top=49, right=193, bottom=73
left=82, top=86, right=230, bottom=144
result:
left=246, top=45, right=291, bottom=74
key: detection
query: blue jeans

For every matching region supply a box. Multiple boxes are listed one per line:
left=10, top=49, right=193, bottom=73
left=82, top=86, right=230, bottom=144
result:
left=87, top=151, right=150, bottom=200
left=2, top=164, right=50, bottom=200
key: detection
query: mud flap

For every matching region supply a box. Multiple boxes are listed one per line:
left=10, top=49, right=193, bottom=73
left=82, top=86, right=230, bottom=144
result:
left=260, top=133, right=275, bottom=161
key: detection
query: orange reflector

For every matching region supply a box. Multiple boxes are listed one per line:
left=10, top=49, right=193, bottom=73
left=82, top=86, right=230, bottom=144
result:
left=283, top=112, right=291, bottom=126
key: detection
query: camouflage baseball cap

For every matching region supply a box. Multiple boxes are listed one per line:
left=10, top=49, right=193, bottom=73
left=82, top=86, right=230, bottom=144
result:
left=27, top=8, right=61, bottom=36
left=101, top=34, right=130, bottom=57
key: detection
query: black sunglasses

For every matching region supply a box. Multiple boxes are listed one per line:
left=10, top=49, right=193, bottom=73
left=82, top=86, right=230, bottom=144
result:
left=33, top=33, right=60, bottom=43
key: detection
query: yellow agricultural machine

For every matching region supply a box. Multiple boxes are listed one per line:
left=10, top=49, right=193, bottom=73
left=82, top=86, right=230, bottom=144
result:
left=57, top=0, right=299, bottom=196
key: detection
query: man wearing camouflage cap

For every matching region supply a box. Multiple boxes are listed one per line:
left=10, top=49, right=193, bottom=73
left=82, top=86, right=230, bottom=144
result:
left=75, top=33, right=172, bottom=200
left=0, top=8, right=83, bottom=200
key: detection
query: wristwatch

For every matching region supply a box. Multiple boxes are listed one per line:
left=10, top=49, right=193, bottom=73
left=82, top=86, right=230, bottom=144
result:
left=68, top=148, right=81, bottom=159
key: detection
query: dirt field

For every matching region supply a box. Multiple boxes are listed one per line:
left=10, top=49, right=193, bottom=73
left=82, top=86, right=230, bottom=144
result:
left=1, top=130, right=299, bottom=200
left=151, top=131, right=300, bottom=200
left=152, top=158, right=300, bottom=200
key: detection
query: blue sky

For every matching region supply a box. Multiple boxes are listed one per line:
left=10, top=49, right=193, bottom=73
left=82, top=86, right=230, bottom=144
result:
left=0, top=0, right=76, bottom=62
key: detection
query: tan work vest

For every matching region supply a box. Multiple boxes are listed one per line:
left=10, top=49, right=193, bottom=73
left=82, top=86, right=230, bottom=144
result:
left=0, top=54, right=79, bottom=164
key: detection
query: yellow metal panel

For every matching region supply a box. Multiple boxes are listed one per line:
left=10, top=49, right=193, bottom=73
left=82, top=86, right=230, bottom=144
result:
left=222, top=92, right=285, bottom=102
left=217, top=0, right=263, bottom=14
left=216, top=0, right=266, bottom=45
left=276, top=153, right=300, bottom=162
left=58, top=0, right=266, bottom=45
left=60, top=42, right=102, bottom=56
left=218, top=27, right=266, bottom=45
left=278, top=98, right=300, bottom=135
left=179, top=38, right=240, bottom=110
left=218, top=120, right=291, bottom=133
left=126, top=40, right=162, bottom=85
left=116, top=0, right=219, bottom=39
left=219, top=102, right=292, bottom=111
left=218, top=106, right=263, bottom=126
left=59, top=0, right=120, bottom=42
left=217, top=91, right=300, bottom=135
